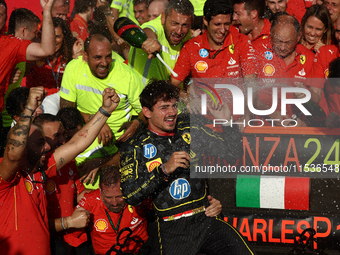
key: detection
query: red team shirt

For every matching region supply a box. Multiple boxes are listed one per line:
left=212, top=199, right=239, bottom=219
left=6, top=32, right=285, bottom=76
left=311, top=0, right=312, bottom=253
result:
left=312, top=44, right=340, bottom=115
left=0, top=35, right=32, bottom=110
left=253, top=36, right=315, bottom=116
left=253, top=37, right=315, bottom=80
left=286, top=0, right=306, bottom=24
left=0, top=162, right=51, bottom=255
left=44, top=155, right=85, bottom=219
left=173, top=30, right=256, bottom=80
left=44, top=153, right=85, bottom=242
left=251, top=18, right=271, bottom=43
left=65, top=189, right=149, bottom=255
left=70, top=14, right=89, bottom=41
left=173, top=30, right=256, bottom=120
left=26, top=55, right=66, bottom=96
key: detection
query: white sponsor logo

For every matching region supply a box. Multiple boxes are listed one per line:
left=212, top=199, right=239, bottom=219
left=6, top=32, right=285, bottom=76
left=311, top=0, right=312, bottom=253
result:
left=298, top=68, right=306, bottom=76
left=228, top=57, right=236, bottom=65
left=131, top=217, right=139, bottom=225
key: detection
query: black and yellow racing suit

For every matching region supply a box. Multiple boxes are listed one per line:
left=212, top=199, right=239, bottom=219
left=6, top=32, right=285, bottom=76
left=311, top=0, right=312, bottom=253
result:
left=120, top=113, right=255, bottom=255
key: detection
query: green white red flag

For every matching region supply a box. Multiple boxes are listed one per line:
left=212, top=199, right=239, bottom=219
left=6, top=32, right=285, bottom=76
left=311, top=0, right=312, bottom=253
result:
left=236, top=176, right=309, bottom=210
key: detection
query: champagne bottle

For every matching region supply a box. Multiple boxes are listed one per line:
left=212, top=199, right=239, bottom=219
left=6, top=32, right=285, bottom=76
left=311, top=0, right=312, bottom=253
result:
left=114, top=17, right=148, bottom=48
left=114, top=17, right=179, bottom=77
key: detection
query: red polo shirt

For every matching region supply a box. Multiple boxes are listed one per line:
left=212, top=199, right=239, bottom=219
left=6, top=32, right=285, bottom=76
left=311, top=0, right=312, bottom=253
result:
left=65, top=189, right=149, bottom=255
left=70, top=14, right=89, bottom=41
left=253, top=37, right=315, bottom=117
left=251, top=18, right=271, bottom=43
left=44, top=153, right=85, bottom=219
left=0, top=35, right=32, bottom=111
left=0, top=166, right=50, bottom=255
left=253, top=37, right=314, bottom=80
left=44, top=154, right=85, bottom=242
left=26, top=55, right=66, bottom=96
left=313, top=45, right=340, bottom=115
left=173, top=29, right=256, bottom=80
left=173, top=29, right=256, bottom=120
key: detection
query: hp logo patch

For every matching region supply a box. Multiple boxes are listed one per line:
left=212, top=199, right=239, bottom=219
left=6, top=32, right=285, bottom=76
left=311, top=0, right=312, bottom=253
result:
left=143, top=144, right=157, bottom=159
left=199, top=48, right=209, bottom=58
left=169, top=178, right=191, bottom=200
left=265, top=51, right=273, bottom=60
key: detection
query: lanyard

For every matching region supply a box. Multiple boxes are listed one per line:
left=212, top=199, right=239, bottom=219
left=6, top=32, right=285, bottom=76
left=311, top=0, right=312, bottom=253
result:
left=209, top=33, right=234, bottom=59
left=105, top=209, right=124, bottom=233
left=22, top=169, right=46, bottom=188
left=46, top=58, right=62, bottom=90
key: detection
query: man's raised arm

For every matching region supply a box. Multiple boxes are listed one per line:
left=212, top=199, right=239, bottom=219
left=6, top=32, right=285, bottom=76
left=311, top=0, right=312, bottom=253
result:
left=26, top=0, right=56, bottom=61
left=0, top=87, right=45, bottom=181
left=141, top=28, right=161, bottom=59
left=53, top=88, right=120, bottom=170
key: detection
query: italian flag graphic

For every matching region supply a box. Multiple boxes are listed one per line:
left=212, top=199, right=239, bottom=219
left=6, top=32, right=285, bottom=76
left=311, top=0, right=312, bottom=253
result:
left=236, top=176, right=309, bottom=210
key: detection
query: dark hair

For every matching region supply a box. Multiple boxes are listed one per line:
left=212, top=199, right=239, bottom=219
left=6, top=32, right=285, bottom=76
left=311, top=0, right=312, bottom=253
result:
left=6, top=87, right=30, bottom=118
left=165, top=0, right=194, bottom=20
left=271, top=12, right=300, bottom=34
left=8, top=8, right=41, bottom=35
left=74, top=0, right=96, bottom=14
left=53, top=17, right=76, bottom=63
left=300, top=4, right=334, bottom=45
left=204, top=0, right=233, bottom=23
left=84, top=33, right=111, bottom=53
left=140, top=80, right=180, bottom=111
left=0, top=0, right=7, bottom=15
left=99, top=166, right=121, bottom=188
left=232, top=0, right=265, bottom=18
left=328, top=57, right=340, bottom=87
left=133, top=0, right=152, bottom=8
left=33, top=114, right=59, bottom=129
left=56, top=107, right=85, bottom=130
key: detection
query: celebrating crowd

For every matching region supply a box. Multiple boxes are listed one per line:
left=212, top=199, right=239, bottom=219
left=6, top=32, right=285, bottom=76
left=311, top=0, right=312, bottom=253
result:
left=0, top=0, right=340, bottom=254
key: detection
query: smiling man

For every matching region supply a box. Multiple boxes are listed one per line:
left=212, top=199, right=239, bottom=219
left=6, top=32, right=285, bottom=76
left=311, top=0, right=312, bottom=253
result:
left=128, top=0, right=194, bottom=86
left=133, top=0, right=150, bottom=25
left=119, top=80, right=253, bottom=254
left=232, top=0, right=271, bottom=42
left=59, top=34, right=145, bottom=188
left=170, top=0, right=256, bottom=128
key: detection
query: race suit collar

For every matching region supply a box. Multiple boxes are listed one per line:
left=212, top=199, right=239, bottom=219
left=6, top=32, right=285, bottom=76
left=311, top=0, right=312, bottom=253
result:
left=148, top=126, right=175, bottom=137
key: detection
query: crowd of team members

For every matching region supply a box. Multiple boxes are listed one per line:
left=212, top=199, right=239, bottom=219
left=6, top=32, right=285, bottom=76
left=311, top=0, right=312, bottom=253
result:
left=1, top=0, right=340, bottom=254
